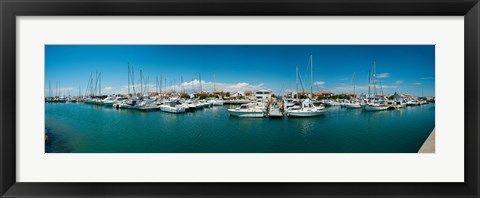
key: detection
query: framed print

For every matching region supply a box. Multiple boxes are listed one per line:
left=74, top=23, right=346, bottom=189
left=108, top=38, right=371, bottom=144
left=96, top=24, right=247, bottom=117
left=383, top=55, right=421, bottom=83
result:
left=1, top=0, right=479, bottom=197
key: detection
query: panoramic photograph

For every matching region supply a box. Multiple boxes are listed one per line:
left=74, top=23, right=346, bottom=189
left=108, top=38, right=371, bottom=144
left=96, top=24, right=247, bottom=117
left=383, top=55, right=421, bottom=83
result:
left=44, top=45, right=435, bottom=153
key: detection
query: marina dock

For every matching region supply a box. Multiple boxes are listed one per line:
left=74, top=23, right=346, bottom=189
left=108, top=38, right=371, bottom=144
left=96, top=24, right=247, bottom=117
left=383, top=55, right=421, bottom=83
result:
left=267, top=107, right=284, bottom=118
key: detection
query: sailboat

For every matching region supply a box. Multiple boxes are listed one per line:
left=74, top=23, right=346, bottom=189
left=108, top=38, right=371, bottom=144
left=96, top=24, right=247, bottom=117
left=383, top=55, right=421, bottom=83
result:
left=364, top=60, right=388, bottom=111
left=345, top=71, right=362, bottom=109
left=286, top=54, right=327, bottom=117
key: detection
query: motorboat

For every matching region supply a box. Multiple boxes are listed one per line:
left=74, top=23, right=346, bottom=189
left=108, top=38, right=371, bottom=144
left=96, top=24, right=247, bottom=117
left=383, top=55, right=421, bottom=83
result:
left=406, top=100, right=419, bottom=106
left=286, top=99, right=327, bottom=117
left=212, top=99, right=224, bottom=106
left=228, top=103, right=265, bottom=118
left=344, top=102, right=362, bottom=109
left=159, top=101, right=186, bottom=113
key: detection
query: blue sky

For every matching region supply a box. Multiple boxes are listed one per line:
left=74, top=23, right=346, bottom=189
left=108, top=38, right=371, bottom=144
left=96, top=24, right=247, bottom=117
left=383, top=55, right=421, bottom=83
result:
left=45, top=45, right=435, bottom=97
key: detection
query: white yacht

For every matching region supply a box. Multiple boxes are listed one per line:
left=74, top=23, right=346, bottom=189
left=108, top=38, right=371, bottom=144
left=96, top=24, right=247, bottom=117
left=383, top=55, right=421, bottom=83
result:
left=286, top=99, right=327, bottom=117
left=160, top=101, right=186, bottom=113
left=228, top=103, right=265, bottom=118
left=406, top=100, right=419, bottom=106
left=212, top=99, right=224, bottom=106
left=344, top=102, right=362, bottom=109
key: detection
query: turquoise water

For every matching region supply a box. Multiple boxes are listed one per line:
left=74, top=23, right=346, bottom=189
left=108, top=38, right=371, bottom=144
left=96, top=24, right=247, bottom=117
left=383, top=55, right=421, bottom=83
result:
left=45, top=103, right=435, bottom=153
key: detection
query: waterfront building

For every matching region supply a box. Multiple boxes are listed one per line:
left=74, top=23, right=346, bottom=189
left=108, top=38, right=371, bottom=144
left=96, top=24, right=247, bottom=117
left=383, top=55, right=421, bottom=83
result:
left=255, top=89, right=272, bottom=100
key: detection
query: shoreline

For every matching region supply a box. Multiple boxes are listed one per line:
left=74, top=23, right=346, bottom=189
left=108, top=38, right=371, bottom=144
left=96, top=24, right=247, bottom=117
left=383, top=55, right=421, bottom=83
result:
left=418, top=129, right=435, bottom=153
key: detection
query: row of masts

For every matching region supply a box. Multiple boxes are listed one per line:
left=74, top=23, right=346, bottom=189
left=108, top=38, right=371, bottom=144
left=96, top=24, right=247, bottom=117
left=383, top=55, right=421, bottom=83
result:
left=48, top=80, right=66, bottom=97
left=84, top=70, right=102, bottom=97
left=292, top=56, right=385, bottom=100
left=125, top=63, right=217, bottom=97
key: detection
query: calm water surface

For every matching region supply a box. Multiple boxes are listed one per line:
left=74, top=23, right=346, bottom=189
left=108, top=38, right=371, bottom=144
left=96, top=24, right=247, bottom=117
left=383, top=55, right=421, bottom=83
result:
left=45, top=103, right=435, bottom=153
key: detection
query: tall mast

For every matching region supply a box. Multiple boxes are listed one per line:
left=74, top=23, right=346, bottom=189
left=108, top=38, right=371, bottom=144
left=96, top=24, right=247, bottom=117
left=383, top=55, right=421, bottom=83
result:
left=296, top=64, right=299, bottom=99
left=127, top=63, right=130, bottom=97
left=174, top=79, right=176, bottom=92
left=368, top=70, right=371, bottom=98
left=310, top=54, right=313, bottom=99
left=94, top=70, right=98, bottom=96
left=140, top=68, right=143, bottom=96
left=49, top=80, right=51, bottom=97
left=373, top=60, right=377, bottom=96
left=79, top=85, right=81, bottom=97
left=131, top=65, right=136, bottom=97
left=353, top=71, right=356, bottom=99
left=89, top=74, right=93, bottom=96
left=99, top=72, right=101, bottom=96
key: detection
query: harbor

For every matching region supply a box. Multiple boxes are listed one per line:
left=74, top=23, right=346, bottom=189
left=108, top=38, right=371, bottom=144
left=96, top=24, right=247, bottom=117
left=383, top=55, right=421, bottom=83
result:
left=45, top=102, right=435, bottom=153
left=45, top=45, right=435, bottom=153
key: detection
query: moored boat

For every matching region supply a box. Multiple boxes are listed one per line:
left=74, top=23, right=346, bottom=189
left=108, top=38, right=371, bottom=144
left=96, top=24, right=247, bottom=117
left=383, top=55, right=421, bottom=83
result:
left=364, top=104, right=388, bottom=111
left=228, top=103, right=265, bottom=118
left=159, top=101, right=186, bottom=113
left=344, top=102, right=362, bottom=109
left=286, top=99, right=327, bottom=117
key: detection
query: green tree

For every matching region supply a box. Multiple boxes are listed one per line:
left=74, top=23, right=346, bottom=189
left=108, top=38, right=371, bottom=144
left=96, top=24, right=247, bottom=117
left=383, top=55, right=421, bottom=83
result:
left=199, top=93, right=209, bottom=99
left=317, top=95, right=326, bottom=100
left=180, top=94, right=190, bottom=99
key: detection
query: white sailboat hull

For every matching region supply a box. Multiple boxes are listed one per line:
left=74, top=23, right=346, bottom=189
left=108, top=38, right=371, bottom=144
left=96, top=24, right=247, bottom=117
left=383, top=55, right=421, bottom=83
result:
left=364, top=105, right=388, bottom=111
left=344, top=103, right=362, bottom=109
left=160, top=106, right=186, bottom=113
left=287, top=109, right=327, bottom=117
left=213, top=101, right=224, bottom=106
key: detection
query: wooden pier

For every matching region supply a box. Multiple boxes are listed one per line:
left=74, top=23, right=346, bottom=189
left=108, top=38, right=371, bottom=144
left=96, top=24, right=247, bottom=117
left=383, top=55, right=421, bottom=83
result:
left=267, top=107, right=284, bottom=118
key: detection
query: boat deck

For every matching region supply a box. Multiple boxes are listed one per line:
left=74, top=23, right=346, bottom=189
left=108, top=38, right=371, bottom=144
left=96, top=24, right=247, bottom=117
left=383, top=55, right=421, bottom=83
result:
left=268, top=107, right=284, bottom=118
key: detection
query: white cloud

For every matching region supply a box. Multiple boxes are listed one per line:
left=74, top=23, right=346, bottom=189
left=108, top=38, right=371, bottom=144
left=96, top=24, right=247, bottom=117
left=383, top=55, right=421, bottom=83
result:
left=115, top=80, right=267, bottom=94
left=314, top=81, right=325, bottom=85
left=332, top=84, right=398, bottom=95
left=104, top=86, right=113, bottom=90
left=395, top=80, right=403, bottom=84
left=228, top=82, right=250, bottom=89
left=375, top=73, right=391, bottom=78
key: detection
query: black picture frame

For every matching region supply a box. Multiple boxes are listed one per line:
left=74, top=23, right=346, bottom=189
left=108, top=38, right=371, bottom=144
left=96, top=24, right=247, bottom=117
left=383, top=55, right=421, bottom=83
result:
left=1, top=0, right=479, bottom=197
